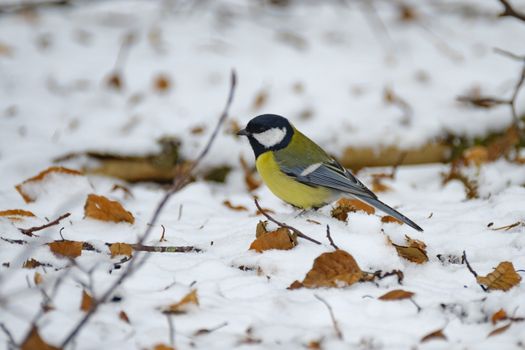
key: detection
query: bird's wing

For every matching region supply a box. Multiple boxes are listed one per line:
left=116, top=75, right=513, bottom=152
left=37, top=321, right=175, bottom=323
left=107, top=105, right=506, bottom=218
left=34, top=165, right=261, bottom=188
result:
left=278, top=156, right=377, bottom=200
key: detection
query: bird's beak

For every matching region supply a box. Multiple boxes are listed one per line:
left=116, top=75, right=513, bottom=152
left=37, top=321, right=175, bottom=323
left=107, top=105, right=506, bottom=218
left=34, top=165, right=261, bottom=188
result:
left=236, top=128, right=249, bottom=136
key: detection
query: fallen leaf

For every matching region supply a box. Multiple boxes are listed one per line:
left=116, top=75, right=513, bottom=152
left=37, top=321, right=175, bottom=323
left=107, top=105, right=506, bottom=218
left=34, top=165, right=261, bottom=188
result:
left=307, top=340, right=322, bottom=349
left=109, top=243, right=133, bottom=258
left=0, top=209, right=36, bottom=221
left=80, top=290, right=93, bottom=312
left=84, top=194, right=134, bottom=224
left=119, top=310, right=130, bottom=323
left=15, top=166, right=82, bottom=203
left=294, top=250, right=364, bottom=289
left=162, top=290, right=199, bottom=314
left=222, top=200, right=248, bottom=211
left=23, top=258, right=43, bottom=269
left=48, top=240, right=83, bottom=258
left=372, top=177, right=391, bottom=193
left=190, top=125, right=205, bottom=135
left=152, top=344, right=175, bottom=350
left=392, top=235, right=428, bottom=264
left=331, top=198, right=375, bottom=221
left=21, top=327, right=60, bottom=350
left=463, top=146, right=488, bottom=166
left=420, top=328, right=447, bottom=342
left=476, top=261, right=521, bottom=291
left=153, top=73, right=171, bottom=93
left=34, top=272, right=43, bottom=285
left=491, top=309, right=508, bottom=325
left=378, top=289, right=414, bottom=300
left=487, top=323, right=512, bottom=337
left=249, top=220, right=297, bottom=253
left=381, top=216, right=402, bottom=224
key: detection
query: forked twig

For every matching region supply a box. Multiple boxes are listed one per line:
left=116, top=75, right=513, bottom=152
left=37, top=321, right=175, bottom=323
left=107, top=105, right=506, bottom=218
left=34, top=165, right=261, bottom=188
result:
left=254, top=199, right=321, bottom=245
left=59, top=70, right=237, bottom=348
left=497, top=0, right=525, bottom=22
left=461, top=250, right=487, bottom=291
left=19, top=213, right=71, bottom=237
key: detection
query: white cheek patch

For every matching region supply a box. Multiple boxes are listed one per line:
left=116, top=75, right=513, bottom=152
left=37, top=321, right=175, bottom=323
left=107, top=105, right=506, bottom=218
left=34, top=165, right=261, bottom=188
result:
left=300, top=162, right=322, bottom=176
left=253, top=127, right=287, bottom=148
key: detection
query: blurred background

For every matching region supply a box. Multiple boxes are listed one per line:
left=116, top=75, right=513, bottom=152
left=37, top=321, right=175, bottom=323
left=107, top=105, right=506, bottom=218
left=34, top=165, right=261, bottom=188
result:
left=1, top=0, right=524, bottom=181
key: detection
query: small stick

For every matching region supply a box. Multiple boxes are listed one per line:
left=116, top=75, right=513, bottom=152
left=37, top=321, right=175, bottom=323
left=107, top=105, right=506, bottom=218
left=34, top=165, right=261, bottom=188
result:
left=0, top=323, right=16, bottom=349
left=325, top=225, right=339, bottom=250
left=461, top=250, right=487, bottom=291
left=19, top=213, right=71, bottom=237
left=131, top=244, right=201, bottom=253
left=314, top=294, right=343, bottom=340
left=254, top=199, right=321, bottom=245
left=409, top=298, right=422, bottom=313
left=159, top=225, right=167, bottom=242
left=490, top=221, right=522, bottom=231
left=497, top=0, right=525, bottom=22
left=167, top=314, right=175, bottom=348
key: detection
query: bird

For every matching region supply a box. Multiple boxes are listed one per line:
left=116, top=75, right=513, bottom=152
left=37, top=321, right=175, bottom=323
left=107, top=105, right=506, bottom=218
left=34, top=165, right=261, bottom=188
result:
left=237, top=114, right=423, bottom=232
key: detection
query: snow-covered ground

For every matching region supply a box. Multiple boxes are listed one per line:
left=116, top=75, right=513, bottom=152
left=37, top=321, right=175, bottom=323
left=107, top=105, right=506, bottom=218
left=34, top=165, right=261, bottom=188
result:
left=1, top=0, right=524, bottom=349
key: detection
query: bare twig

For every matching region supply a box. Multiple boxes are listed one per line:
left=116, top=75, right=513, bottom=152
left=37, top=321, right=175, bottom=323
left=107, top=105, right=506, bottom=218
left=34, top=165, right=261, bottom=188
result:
left=497, top=0, right=525, bottom=22
left=254, top=199, right=321, bottom=245
left=0, top=323, right=16, bottom=349
left=461, top=250, right=487, bottom=291
left=314, top=294, right=343, bottom=340
left=166, top=314, right=175, bottom=348
left=19, top=213, right=70, bottom=237
left=131, top=244, right=201, bottom=253
left=325, top=225, right=339, bottom=250
left=59, top=70, right=237, bottom=348
left=193, top=322, right=229, bottom=336
left=409, top=298, right=422, bottom=313
left=159, top=225, right=167, bottom=242
left=490, top=221, right=523, bottom=231
left=371, top=269, right=404, bottom=284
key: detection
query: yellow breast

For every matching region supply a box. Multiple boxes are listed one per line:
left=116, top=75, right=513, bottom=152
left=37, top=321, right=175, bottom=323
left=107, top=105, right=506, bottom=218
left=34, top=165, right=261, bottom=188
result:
left=255, top=152, right=332, bottom=209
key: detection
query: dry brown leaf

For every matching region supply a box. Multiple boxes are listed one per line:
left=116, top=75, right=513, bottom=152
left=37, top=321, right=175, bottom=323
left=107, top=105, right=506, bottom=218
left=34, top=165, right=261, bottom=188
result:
left=0, top=209, right=36, bottom=221
left=34, top=272, right=43, bottom=285
left=372, top=178, right=391, bottom=193
left=378, top=289, right=414, bottom=300
left=15, top=166, right=82, bottom=203
left=476, top=261, right=521, bottom=291
left=106, top=71, right=123, bottom=90
left=295, top=250, right=364, bottom=289
left=190, top=125, right=205, bottom=135
left=331, top=198, right=375, bottom=221
left=487, top=323, right=512, bottom=337
left=109, top=243, right=133, bottom=258
left=307, top=340, right=322, bottom=349
left=420, top=328, right=447, bottom=342
left=153, top=74, right=171, bottom=93
left=222, top=200, right=248, bottom=212
left=23, top=258, right=43, bottom=269
left=20, top=327, right=61, bottom=350
left=153, top=344, right=175, bottom=350
left=392, top=235, right=428, bottom=264
left=84, top=194, right=135, bottom=224
left=491, top=309, right=508, bottom=324
left=381, top=215, right=402, bottom=224
left=240, top=155, right=261, bottom=191
left=119, top=310, right=130, bottom=323
left=162, top=289, right=199, bottom=314
left=80, top=290, right=93, bottom=312
left=463, top=146, right=488, bottom=166
left=48, top=240, right=83, bottom=258
left=249, top=222, right=297, bottom=253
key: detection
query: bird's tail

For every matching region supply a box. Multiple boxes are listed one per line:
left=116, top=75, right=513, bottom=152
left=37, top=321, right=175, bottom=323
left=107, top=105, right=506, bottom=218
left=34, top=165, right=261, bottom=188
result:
left=353, top=195, right=423, bottom=232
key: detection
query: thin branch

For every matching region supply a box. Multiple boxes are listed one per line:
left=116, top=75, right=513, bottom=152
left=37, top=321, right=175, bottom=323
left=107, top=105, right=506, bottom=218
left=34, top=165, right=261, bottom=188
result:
left=490, top=221, right=522, bottom=231
left=59, top=70, right=237, bottom=348
left=325, top=225, right=339, bottom=250
left=371, top=269, right=404, bottom=284
left=498, top=0, right=525, bottom=22
left=19, top=213, right=70, bottom=237
left=461, top=250, right=487, bottom=291
left=254, top=199, right=321, bottom=245
left=131, top=244, right=201, bottom=253
left=0, top=323, right=16, bottom=349
left=314, top=294, right=343, bottom=340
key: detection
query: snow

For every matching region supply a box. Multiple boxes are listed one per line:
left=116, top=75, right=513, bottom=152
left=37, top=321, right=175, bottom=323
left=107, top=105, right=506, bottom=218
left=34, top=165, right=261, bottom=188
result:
left=1, top=0, right=525, bottom=349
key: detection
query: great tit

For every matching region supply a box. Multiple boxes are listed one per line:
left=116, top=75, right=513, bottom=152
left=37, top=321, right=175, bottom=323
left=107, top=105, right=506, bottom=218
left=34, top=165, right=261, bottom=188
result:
left=237, top=114, right=423, bottom=232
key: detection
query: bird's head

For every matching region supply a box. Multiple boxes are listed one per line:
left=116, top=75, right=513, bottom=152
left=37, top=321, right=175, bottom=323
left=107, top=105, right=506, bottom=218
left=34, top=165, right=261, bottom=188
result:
left=237, top=114, right=294, bottom=158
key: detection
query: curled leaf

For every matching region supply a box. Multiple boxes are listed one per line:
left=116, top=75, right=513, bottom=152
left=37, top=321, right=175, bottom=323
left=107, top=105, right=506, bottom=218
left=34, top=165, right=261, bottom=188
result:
left=331, top=198, right=374, bottom=222
left=162, top=289, right=199, bottom=314
left=15, top=166, right=82, bottom=203
left=476, top=261, right=521, bottom=291
left=491, top=309, right=508, bottom=324
left=84, top=194, right=134, bottom=224
left=222, top=200, right=248, bottom=211
left=381, top=215, right=402, bottom=224
left=249, top=220, right=297, bottom=253
left=392, top=235, right=428, bottom=264
left=0, top=209, right=36, bottom=221
left=487, top=323, right=511, bottom=337
left=420, top=328, right=447, bottom=342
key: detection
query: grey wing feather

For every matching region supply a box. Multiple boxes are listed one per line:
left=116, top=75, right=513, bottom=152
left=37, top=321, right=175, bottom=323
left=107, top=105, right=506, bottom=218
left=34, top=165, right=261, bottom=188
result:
left=281, top=159, right=377, bottom=199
